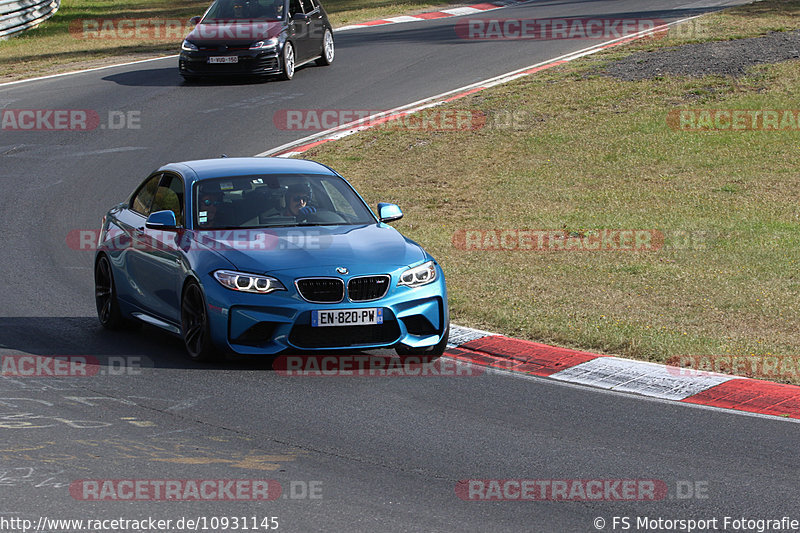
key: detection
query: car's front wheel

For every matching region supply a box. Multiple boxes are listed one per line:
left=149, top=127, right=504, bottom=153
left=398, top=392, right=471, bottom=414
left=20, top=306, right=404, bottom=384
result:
left=279, top=42, right=295, bottom=80
left=181, top=281, right=219, bottom=361
left=94, top=255, right=125, bottom=329
left=316, top=29, right=334, bottom=66
left=395, top=325, right=449, bottom=358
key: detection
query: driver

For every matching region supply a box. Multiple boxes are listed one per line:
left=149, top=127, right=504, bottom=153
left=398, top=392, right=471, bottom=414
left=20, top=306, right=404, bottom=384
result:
left=282, top=183, right=316, bottom=218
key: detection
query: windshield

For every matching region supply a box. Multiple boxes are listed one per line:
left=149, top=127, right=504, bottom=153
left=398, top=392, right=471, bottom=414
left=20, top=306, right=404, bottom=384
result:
left=194, top=174, right=377, bottom=230
left=202, top=0, right=284, bottom=21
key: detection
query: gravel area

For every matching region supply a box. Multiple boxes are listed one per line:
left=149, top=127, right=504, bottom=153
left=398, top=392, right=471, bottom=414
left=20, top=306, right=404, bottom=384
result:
left=604, top=29, right=800, bottom=79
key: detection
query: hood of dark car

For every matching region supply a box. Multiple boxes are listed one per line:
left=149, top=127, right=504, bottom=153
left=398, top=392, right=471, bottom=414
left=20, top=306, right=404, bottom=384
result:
left=192, top=224, right=427, bottom=274
left=186, top=20, right=282, bottom=47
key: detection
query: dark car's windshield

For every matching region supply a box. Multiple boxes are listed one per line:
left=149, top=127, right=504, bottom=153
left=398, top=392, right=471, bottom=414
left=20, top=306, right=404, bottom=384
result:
left=194, top=174, right=377, bottom=229
left=203, top=0, right=285, bottom=21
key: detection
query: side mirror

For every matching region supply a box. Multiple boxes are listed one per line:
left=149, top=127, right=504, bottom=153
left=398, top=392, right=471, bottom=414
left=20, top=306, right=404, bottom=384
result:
left=189, top=16, right=202, bottom=25
left=378, top=202, right=403, bottom=223
left=146, top=210, right=178, bottom=230
left=292, top=12, right=309, bottom=21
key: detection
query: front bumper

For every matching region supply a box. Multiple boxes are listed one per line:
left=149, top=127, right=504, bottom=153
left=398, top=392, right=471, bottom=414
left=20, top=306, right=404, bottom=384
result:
left=202, top=266, right=448, bottom=355
left=179, top=50, right=281, bottom=77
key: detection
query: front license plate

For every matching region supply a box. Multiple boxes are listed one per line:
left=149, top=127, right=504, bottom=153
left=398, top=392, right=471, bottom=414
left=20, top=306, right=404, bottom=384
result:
left=312, top=308, right=383, bottom=327
left=208, top=56, right=238, bottom=64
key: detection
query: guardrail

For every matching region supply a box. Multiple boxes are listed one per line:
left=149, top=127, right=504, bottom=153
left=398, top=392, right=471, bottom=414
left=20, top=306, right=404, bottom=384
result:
left=0, top=0, right=59, bottom=39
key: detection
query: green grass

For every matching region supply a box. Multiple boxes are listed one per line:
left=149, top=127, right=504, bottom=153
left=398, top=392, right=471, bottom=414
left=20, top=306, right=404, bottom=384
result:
left=298, top=0, right=800, bottom=381
left=0, top=0, right=463, bottom=81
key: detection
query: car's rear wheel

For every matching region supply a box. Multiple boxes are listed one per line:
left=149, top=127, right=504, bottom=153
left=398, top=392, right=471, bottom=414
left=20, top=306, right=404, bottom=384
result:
left=95, top=255, right=125, bottom=329
left=279, top=42, right=295, bottom=80
left=316, top=29, right=334, bottom=66
left=395, top=325, right=449, bottom=358
left=181, top=281, right=219, bottom=362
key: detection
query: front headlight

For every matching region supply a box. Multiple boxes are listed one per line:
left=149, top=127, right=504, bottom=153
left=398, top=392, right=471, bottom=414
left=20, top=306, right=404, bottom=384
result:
left=181, top=40, right=199, bottom=51
left=398, top=261, right=437, bottom=288
left=213, top=270, right=286, bottom=294
left=250, top=37, right=278, bottom=50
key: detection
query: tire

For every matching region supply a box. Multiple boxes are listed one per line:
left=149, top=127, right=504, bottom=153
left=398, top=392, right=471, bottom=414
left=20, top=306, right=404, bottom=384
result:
left=94, top=255, right=125, bottom=330
left=395, top=324, right=449, bottom=358
left=180, top=281, right=219, bottom=362
left=315, top=29, right=334, bottom=66
left=279, top=42, right=295, bottom=80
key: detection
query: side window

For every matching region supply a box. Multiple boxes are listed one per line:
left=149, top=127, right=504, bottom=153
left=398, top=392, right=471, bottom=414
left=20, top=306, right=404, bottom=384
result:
left=289, top=0, right=305, bottom=16
left=306, top=0, right=318, bottom=12
left=130, top=174, right=161, bottom=216
left=151, top=174, right=185, bottom=226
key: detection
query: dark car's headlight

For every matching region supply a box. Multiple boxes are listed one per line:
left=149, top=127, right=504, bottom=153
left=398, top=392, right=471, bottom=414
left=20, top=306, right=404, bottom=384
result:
left=250, top=37, right=278, bottom=50
left=213, top=270, right=286, bottom=294
left=181, top=40, right=199, bottom=51
left=398, top=261, right=437, bottom=288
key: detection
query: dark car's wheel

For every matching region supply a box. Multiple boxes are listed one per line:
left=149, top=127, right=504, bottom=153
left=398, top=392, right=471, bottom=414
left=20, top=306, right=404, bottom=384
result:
left=279, top=42, right=295, bottom=80
left=181, top=281, right=219, bottom=361
left=95, top=255, right=125, bottom=330
left=395, top=325, right=449, bottom=358
left=316, top=29, right=334, bottom=66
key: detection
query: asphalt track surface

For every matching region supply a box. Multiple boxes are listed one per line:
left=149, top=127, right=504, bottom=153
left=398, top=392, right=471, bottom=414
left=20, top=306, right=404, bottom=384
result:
left=0, top=1, right=792, bottom=532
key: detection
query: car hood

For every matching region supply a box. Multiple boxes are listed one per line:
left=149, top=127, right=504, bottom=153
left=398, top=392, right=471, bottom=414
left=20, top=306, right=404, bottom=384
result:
left=191, top=224, right=427, bottom=275
left=186, top=21, right=282, bottom=46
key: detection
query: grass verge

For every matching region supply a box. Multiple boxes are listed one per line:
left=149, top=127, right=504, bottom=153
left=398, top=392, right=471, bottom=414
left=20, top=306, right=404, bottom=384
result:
left=0, top=0, right=463, bottom=82
left=299, top=0, right=800, bottom=382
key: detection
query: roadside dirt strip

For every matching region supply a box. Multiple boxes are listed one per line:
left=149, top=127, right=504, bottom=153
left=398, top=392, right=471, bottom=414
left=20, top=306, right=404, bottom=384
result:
left=446, top=325, right=800, bottom=421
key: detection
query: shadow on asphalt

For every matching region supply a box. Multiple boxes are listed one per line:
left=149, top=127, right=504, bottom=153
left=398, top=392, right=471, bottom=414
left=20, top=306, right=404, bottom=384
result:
left=0, top=317, right=276, bottom=371
left=101, top=66, right=312, bottom=87
left=0, top=317, right=387, bottom=372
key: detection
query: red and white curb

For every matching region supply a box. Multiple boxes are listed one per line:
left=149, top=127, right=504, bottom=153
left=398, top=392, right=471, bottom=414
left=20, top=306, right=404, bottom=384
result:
left=336, top=1, right=512, bottom=31
left=258, top=17, right=690, bottom=158
left=446, top=325, right=800, bottom=421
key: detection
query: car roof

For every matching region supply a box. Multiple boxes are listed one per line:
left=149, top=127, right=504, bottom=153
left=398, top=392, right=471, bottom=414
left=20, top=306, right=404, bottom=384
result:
left=160, top=157, right=338, bottom=182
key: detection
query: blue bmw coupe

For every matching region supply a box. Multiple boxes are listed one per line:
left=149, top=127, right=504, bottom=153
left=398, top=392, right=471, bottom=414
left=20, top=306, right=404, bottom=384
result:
left=94, top=157, right=449, bottom=361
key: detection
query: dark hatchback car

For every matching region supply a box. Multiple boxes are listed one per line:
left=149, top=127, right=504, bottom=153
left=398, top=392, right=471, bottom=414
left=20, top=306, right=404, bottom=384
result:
left=179, top=0, right=334, bottom=80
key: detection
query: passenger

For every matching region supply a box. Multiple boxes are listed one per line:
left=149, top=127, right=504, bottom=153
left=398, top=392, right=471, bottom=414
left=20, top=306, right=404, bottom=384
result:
left=198, top=190, right=225, bottom=227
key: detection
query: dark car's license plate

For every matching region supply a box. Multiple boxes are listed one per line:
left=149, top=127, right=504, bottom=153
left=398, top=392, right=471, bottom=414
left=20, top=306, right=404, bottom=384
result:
left=312, top=308, right=383, bottom=327
left=208, top=56, right=238, bottom=64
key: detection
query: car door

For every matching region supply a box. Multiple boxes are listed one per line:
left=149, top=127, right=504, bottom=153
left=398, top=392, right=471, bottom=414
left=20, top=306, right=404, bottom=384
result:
left=134, top=172, right=187, bottom=324
left=304, top=0, right=327, bottom=59
left=287, top=0, right=312, bottom=61
left=115, top=173, right=161, bottom=311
